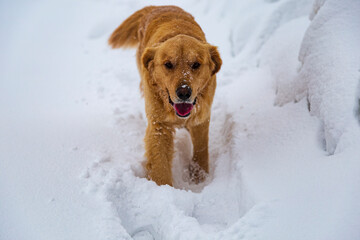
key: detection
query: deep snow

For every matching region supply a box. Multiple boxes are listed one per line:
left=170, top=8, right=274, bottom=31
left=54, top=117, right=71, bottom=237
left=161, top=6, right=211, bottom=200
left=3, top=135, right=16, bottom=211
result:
left=1, top=0, right=360, bottom=240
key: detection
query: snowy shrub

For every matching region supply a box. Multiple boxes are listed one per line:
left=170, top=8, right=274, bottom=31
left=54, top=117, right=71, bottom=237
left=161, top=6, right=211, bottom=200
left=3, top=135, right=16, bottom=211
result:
left=294, top=0, right=360, bottom=154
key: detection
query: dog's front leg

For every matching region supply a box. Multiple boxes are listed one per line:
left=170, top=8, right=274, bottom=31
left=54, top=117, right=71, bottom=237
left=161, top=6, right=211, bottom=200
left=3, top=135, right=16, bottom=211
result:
left=188, top=120, right=209, bottom=183
left=144, top=123, right=174, bottom=186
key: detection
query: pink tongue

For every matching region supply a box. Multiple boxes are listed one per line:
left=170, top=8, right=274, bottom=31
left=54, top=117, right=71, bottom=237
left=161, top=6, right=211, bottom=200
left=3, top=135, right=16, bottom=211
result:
left=174, top=103, right=193, bottom=116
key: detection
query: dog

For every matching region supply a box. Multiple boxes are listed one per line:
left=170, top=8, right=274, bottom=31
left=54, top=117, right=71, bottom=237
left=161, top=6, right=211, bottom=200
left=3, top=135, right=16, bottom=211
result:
left=109, top=6, right=222, bottom=186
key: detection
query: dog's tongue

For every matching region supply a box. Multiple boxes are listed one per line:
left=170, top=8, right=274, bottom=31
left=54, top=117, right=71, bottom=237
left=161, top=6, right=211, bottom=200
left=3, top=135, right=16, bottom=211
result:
left=174, top=103, right=193, bottom=117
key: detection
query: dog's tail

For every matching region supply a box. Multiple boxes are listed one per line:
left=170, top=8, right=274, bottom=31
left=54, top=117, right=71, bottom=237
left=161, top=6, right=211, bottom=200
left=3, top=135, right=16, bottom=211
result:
left=108, top=6, right=155, bottom=48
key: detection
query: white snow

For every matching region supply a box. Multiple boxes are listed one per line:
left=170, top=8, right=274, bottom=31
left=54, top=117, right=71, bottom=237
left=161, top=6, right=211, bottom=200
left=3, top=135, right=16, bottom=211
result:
left=1, top=0, right=360, bottom=240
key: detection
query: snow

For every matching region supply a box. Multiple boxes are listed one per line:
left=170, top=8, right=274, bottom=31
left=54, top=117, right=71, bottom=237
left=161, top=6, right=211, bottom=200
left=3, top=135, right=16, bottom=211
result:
left=1, top=0, right=360, bottom=240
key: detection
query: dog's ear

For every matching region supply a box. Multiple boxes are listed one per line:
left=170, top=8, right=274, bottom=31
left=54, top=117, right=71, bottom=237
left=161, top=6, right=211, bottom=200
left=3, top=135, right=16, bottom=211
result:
left=141, top=47, right=157, bottom=71
left=208, top=45, right=222, bottom=75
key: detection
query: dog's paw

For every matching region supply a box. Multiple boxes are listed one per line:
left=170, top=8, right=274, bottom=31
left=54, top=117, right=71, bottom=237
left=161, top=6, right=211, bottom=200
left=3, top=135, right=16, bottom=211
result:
left=189, top=163, right=208, bottom=184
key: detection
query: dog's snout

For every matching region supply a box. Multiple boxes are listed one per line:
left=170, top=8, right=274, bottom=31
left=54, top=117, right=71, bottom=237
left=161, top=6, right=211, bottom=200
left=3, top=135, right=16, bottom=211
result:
left=176, top=85, right=192, bottom=101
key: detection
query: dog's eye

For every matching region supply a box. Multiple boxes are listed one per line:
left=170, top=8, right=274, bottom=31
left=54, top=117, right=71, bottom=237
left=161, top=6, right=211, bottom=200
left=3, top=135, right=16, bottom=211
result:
left=191, top=62, right=201, bottom=69
left=164, top=61, right=173, bottom=69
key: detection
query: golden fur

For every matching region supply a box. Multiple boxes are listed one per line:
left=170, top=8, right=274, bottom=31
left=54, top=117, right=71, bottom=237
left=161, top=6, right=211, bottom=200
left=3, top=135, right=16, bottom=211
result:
left=109, top=6, right=222, bottom=186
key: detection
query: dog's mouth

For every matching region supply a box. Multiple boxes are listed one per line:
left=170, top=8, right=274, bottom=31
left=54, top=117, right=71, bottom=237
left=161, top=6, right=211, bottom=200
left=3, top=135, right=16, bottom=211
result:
left=168, top=95, right=197, bottom=118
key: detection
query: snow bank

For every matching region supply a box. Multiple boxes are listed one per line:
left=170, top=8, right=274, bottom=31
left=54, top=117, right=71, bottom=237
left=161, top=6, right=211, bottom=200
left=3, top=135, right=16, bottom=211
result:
left=260, top=17, right=310, bottom=105
left=229, top=0, right=313, bottom=62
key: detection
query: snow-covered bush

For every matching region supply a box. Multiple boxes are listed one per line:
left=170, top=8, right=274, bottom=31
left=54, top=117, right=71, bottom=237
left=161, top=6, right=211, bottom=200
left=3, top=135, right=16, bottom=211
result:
left=294, top=0, right=360, bottom=154
left=260, top=0, right=360, bottom=154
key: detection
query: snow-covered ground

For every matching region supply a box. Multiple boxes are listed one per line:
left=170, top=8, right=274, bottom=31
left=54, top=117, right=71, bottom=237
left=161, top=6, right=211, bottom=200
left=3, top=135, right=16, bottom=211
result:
left=1, top=0, right=360, bottom=239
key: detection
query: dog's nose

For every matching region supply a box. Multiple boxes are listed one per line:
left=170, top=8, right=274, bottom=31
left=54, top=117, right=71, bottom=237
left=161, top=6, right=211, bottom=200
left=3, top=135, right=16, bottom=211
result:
left=176, top=85, right=192, bottom=101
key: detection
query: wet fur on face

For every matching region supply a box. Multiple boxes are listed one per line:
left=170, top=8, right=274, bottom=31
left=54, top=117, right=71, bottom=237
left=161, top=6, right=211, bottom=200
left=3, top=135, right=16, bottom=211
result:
left=109, top=6, right=222, bottom=186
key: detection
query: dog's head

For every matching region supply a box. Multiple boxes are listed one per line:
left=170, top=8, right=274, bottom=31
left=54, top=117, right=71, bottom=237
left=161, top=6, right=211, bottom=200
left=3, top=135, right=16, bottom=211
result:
left=142, top=35, right=222, bottom=118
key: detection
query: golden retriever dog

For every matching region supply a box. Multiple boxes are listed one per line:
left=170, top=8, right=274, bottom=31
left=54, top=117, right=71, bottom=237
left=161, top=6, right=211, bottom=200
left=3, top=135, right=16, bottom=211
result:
left=109, top=6, right=222, bottom=186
